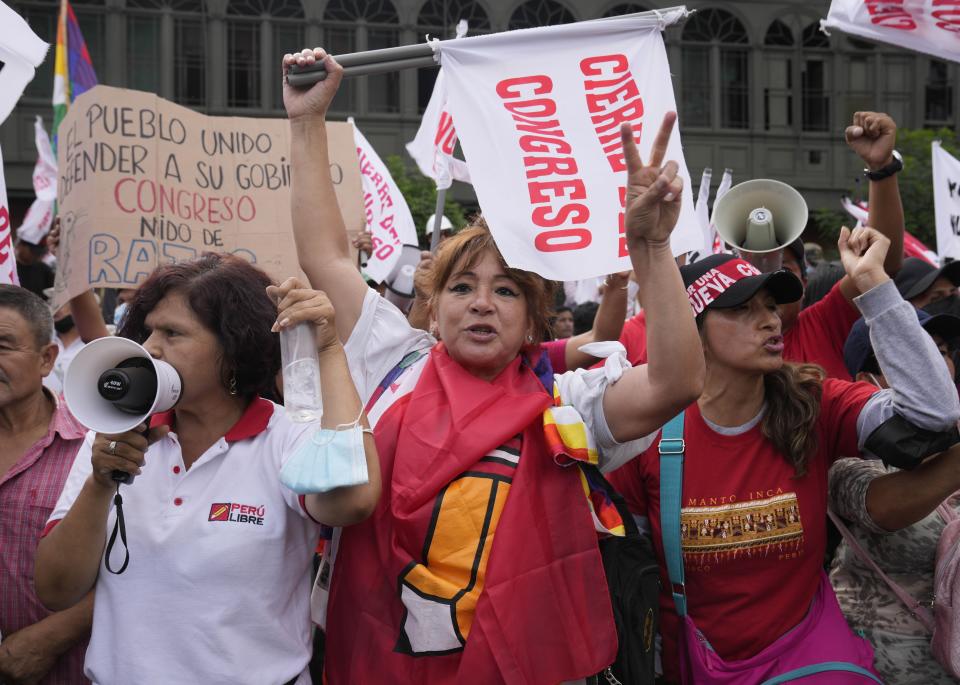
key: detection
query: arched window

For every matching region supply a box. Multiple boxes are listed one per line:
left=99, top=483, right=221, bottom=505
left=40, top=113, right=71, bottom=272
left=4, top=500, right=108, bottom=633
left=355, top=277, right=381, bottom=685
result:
left=227, top=0, right=305, bottom=109
left=126, top=0, right=206, bottom=107
left=681, top=8, right=749, bottom=129
left=17, top=0, right=106, bottom=99
left=602, top=3, right=648, bottom=18
left=764, top=20, right=793, bottom=47
left=763, top=20, right=793, bottom=131
left=508, top=0, right=576, bottom=30
left=415, top=0, right=490, bottom=112
left=800, top=22, right=830, bottom=132
left=323, top=0, right=401, bottom=114
left=926, top=59, right=954, bottom=125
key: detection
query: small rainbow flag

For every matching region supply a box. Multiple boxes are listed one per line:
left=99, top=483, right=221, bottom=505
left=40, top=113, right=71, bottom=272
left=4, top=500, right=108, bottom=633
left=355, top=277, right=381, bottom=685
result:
left=51, top=0, right=97, bottom=151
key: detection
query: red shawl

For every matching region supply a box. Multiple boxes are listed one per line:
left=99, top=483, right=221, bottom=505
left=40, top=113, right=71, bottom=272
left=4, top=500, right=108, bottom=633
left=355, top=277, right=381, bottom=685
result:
left=324, top=344, right=616, bottom=684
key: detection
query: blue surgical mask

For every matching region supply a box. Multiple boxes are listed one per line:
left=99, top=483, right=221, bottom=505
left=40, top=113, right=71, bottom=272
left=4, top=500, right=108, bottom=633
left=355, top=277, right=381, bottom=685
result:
left=113, top=301, right=128, bottom=327
left=280, top=422, right=370, bottom=494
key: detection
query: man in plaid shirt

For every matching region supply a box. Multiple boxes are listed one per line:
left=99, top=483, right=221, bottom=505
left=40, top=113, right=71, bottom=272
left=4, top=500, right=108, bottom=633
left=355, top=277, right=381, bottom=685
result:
left=0, top=285, right=92, bottom=684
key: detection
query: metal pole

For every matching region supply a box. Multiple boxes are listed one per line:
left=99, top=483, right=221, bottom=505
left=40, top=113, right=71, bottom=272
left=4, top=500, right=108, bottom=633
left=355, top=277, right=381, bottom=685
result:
left=430, top=187, right=446, bottom=253
left=285, top=7, right=688, bottom=89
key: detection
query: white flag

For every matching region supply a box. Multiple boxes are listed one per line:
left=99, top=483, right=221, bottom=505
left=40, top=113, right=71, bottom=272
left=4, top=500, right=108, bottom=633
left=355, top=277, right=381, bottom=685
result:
left=0, top=145, right=18, bottom=285
left=709, top=168, right=733, bottom=253
left=932, top=140, right=960, bottom=261
left=840, top=195, right=869, bottom=227
left=349, top=119, right=419, bottom=283
left=823, top=1, right=960, bottom=64
left=0, top=2, right=49, bottom=125
left=17, top=117, right=58, bottom=245
left=694, top=167, right=712, bottom=253
left=406, top=21, right=471, bottom=190
left=438, top=8, right=698, bottom=281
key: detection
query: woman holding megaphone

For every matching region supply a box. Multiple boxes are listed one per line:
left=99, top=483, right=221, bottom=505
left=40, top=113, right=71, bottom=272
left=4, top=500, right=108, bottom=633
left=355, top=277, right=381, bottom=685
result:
left=35, top=253, right=381, bottom=685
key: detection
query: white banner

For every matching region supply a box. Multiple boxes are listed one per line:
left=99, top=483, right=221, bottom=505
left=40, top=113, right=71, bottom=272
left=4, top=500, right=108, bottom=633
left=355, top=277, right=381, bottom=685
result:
left=0, top=2, right=49, bottom=125
left=0, top=145, right=18, bottom=285
left=438, top=8, right=699, bottom=280
left=823, top=0, right=960, bottom=63
left=932, top=140, right=960, bottom=261
left=350, top=119, right=418, bottom=283
left=841, top=195, right=869, bottom=226
left=709, top=168, right=733, bottom=254
left=694, top=167, right=712, bottom=253
left=406, top=21, right=471, bottom=190
left=17, top=117, right=58, bottom=245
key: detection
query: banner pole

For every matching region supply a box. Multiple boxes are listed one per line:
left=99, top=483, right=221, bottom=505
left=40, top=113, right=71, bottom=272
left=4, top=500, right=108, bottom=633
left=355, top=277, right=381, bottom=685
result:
left=286, top=6, right=689, bottom=88
left=430, top=187, right=446, bottom=253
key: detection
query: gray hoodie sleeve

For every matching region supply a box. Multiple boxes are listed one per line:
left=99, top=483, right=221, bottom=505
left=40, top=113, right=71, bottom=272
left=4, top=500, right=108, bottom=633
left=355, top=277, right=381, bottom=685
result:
left=854, top=280, right=960, bottom=454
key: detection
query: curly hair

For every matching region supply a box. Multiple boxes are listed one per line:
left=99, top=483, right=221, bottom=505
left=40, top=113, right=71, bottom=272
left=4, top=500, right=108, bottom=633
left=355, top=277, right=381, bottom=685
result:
left=118, top=253, right=279, bottom=399
left=426, top=218, right=556, bottom=346
left=761, top=363, right=824, bottom=477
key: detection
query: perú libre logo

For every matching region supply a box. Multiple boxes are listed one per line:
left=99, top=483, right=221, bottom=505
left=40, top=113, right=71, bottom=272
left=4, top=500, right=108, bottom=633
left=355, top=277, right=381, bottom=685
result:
left=208, top=502, right=265, bottom=526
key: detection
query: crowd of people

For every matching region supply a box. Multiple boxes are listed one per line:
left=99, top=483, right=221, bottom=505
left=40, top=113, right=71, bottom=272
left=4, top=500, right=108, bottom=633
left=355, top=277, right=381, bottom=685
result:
left=2, top=46, right=960, bottom=685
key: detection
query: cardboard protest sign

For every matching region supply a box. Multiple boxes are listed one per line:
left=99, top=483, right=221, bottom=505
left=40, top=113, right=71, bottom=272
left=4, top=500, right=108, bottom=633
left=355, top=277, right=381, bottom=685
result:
left=823, top=0, right=960, bottom=64
left=438, top=8, right=700, bottom=281
left=52, top=85, right=362, bottom=308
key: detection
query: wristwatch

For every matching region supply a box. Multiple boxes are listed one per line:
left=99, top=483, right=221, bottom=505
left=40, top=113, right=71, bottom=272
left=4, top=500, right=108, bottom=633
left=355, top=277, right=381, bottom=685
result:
left=864, top=150, right=903, bottom=181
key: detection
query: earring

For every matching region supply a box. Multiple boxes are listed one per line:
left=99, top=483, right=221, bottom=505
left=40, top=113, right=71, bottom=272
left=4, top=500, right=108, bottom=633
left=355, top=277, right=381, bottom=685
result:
left=229, top=375, right=238, bottom=396
left=526, top=334, right=534, bottom=343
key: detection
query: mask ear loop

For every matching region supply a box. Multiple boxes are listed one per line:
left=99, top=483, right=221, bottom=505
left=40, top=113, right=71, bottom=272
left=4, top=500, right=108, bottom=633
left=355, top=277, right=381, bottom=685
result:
left=309, top=406, right=368, bottom=446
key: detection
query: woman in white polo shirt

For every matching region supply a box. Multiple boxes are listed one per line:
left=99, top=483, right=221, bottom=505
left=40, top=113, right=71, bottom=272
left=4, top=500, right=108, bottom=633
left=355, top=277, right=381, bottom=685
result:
left=34, top=253, right=381, bottom=685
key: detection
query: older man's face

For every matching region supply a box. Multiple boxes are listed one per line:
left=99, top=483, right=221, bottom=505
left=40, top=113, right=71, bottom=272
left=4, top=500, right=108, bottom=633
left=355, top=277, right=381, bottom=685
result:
left=0, top=308, right=57, bottom=409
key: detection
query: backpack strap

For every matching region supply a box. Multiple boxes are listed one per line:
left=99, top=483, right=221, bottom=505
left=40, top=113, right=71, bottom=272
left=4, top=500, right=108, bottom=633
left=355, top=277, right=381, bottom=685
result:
left=659, top=411, right=687, bottom=617
left=759, top=661, right=883, bottom=684
left=828, top=508, right=934, bottom=632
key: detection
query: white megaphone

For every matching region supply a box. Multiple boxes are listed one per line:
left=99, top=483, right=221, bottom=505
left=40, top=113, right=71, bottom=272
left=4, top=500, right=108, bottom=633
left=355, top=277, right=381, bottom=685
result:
left=64, top=337, right=182, bottom=482
left=712, top=179, right=808, bottom=272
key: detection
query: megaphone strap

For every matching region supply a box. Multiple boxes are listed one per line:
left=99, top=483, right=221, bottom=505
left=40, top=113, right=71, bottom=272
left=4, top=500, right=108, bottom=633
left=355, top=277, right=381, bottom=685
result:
left=105, top=485, right=130, bottom=575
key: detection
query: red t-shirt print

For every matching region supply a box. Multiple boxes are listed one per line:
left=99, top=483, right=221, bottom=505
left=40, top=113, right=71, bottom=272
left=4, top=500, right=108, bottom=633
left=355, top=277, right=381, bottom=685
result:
left=607, top=379, right=876, bottom=683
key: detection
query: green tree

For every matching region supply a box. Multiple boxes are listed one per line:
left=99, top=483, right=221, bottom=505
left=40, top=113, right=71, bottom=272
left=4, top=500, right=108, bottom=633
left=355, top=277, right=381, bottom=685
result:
left=385, top=155, right=469, bottom=247
left=808, top=128, right=960, bottom=250
left=896, top=127, right=959, bottom=247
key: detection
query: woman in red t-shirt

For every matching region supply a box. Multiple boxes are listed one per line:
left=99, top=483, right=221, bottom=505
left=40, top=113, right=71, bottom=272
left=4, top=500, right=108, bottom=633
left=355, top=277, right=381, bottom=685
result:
left=609, top=227, right=960, bottom=683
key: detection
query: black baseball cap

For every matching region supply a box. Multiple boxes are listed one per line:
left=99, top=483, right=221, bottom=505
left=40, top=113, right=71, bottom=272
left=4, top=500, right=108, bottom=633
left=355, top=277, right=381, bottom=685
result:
left=843, top=309, right=960, bottom=377
left=893, top=257, right=960, bottom=301
left=680, top=254, right=804, bottom=316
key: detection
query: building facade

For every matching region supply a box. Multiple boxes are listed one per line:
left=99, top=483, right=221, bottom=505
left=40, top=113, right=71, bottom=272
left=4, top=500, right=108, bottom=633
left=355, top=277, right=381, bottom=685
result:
left=3, top=0, right=957, bottom=222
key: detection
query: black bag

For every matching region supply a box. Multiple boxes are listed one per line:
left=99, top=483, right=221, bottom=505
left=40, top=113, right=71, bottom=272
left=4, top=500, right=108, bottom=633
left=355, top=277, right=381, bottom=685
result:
left=585, top=465, right=660, bottom=685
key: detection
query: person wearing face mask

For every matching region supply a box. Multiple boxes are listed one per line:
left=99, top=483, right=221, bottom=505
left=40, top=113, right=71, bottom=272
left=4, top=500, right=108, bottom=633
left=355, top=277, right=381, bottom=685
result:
left=826, top=309, right=960, bottom=684
left=34, top=254, right=383, bottom=685
left=607, top=226, right=960, bottom=683
left=42, top=303, right=83, bottom=396
left=283, top=48, right=704, bottom=683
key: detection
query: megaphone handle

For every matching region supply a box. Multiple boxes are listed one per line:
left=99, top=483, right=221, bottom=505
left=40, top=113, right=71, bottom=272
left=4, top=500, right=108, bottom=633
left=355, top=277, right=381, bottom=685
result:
left=111, top=470, right=133, bottom=484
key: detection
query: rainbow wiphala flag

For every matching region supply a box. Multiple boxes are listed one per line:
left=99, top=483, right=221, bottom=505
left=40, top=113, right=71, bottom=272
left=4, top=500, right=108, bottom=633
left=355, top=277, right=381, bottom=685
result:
left=52, top=0, right=97, bottom=150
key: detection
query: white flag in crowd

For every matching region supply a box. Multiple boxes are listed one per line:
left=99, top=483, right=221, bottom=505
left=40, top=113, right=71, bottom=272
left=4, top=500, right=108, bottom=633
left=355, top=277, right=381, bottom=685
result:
left=694, top=167, right=713, bottom=253
left=0, top=1, right=49, bottom=125
left=840, top=195, right=869, bottom=227
left=406, top=21, right=471, bottom=190
left=17, top=116, right=58, bottom=245
left=349, top=118, right=419, bottom=283
left=438, top=8, right=699, bottom=281
left=842, top=195, right=939, bottom=265
left=0, top=144, right=17, bottom=285
left=823, top=0, right=960, bottom=64
left=707, top=168, right=733, bottom=254
left=932, top=141, right=960, bottom=261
